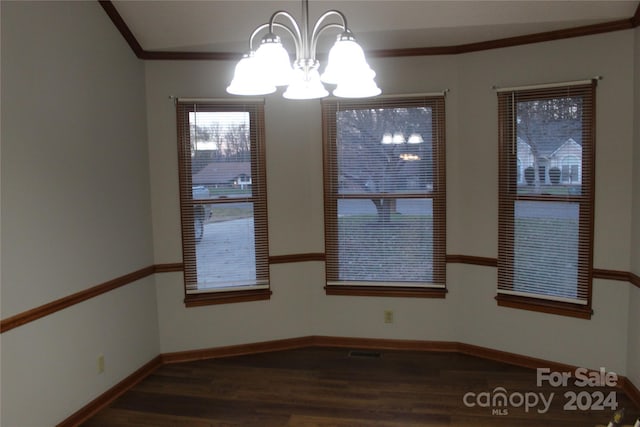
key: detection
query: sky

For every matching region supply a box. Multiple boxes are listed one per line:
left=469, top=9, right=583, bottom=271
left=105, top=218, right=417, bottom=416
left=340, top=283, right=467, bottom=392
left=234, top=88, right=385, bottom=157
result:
left=189, top=111, right=249, bottom=151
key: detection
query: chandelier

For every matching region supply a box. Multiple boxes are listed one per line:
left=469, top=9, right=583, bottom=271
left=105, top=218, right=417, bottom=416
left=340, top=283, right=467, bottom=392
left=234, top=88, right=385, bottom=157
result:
left=227, top=0, right=381, bottom=100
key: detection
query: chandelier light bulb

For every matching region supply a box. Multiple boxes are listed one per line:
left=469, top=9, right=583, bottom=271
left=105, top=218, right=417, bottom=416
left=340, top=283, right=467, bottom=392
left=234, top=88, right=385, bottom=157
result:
left=407, top=133, right=424, bottom=144
left=392, top=132, right=406, bottom=144
left=381, top=133, right=394, bottom=144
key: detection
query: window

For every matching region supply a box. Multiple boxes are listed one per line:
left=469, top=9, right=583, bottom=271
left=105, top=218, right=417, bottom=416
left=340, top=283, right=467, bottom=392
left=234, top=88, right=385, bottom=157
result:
left=176, top=100, right=269, bottom=306
left=497, top=82, right=595, bottom=318
left=322, top=95, right=446, bottom=297
left=561, top=156, right=581, bottom=184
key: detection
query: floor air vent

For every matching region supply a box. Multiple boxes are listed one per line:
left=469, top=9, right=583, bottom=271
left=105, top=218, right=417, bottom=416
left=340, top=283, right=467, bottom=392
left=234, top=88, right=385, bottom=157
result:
left=348, top=350, right=382, bottom=359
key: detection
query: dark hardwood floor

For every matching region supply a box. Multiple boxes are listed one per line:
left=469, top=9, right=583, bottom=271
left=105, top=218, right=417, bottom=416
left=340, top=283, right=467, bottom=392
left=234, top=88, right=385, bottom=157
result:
left=83, top=347, right=640, bottom=426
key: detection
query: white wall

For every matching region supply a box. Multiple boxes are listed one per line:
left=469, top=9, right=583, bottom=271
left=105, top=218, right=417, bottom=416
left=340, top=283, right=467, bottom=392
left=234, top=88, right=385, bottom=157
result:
left=630, top=287, right=640, bottom=387
left=627, top=26, right=640, bottom=390
left=0, top=2, right=159, bottom=425
left=148, top=29, right=637, bottom=381
left=633, top=26, right=640, bottom=285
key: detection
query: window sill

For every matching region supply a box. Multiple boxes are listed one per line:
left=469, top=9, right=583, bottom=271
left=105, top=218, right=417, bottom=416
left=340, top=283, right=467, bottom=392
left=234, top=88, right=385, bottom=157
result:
left=496, top=294, right=592, bottom=319
left=185, top=288, right=272, bottom=307
left=325, top=285, right=447, bottom=298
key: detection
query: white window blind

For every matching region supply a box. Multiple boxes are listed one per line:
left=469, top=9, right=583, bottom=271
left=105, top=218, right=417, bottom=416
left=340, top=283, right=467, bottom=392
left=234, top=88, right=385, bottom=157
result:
left=497, top=82, right=595, bottom=318
left=322, top=96, right=446, bottom=294
left=176, top=100, right=270, bottom=305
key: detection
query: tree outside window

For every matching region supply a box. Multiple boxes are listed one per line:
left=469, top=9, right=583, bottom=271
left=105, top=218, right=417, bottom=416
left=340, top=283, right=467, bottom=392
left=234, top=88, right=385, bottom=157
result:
left=323, top=96, right=446, bottom=297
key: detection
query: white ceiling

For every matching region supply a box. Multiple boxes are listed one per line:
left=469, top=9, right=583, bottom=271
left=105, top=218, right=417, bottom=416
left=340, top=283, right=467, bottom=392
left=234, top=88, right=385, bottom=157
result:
left=111, top=1, right=639, bottom=54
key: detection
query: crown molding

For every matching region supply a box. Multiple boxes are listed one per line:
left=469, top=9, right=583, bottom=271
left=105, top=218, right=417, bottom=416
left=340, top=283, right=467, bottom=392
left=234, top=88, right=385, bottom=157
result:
left=98, top=0, right=145, bottom=58
left=633, top=2, right=640, bottom=27
left=99, top=1, right=640, bottom=61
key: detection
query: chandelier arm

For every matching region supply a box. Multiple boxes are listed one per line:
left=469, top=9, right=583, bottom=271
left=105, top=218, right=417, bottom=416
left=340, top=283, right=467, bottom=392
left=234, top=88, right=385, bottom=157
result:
left=309, top=22, right=346, bottom=61
left=248, top=22, right=300, bottom=57
left=248, top=23, right=270, bottom=50
left=310, top=10, right=347, bottom=44
left=268, top=10, right=303, bottom=58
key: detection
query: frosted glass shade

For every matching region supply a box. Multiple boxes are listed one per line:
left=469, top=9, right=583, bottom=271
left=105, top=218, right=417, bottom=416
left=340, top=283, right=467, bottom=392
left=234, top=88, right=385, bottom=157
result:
left=255, top=38, right=293, bottom=86
left=283, top=68, right=329, bottom=100
left=227, top=53, right=276, bottom=95
left=321, top=37, right=376, bottom=85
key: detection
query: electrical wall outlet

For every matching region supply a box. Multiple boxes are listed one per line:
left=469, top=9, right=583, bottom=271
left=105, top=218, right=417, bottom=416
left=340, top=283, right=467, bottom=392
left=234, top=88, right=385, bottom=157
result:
left=384, top=310, right=394, bottom=324
left=97, top=354, right=105, bottom=374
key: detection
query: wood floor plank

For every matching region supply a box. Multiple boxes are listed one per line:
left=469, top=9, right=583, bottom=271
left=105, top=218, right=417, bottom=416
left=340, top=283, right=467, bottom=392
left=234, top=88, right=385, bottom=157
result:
left=82, top=347, right=640, bottom=426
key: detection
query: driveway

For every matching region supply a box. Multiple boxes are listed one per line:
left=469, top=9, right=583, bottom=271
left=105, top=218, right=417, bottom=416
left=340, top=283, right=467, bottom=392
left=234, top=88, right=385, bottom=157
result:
left=196, top=218, right=255, bottom=288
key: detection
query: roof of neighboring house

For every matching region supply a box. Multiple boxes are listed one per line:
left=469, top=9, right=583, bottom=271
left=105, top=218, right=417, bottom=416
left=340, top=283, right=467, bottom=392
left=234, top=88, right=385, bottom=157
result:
left=517, top=120, right=582, bottom=157
left=192, top=162, right=250, bottom=185
left=549, top=138, right=581, bottom=158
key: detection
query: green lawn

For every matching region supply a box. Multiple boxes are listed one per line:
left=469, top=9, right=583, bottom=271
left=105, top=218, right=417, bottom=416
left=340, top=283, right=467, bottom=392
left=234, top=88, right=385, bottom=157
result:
left=513, top=217, right=580, bottom=299
left=208, top=187, right=252, bottom=196
left=337, top=214, right=433, bottom=282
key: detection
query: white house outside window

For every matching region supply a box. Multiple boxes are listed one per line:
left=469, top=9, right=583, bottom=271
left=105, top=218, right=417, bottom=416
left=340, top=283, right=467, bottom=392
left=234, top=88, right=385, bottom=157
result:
left=497, top=82, right=595, bottom=319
